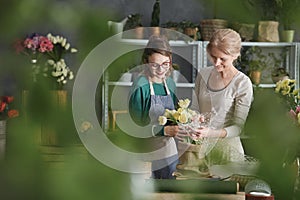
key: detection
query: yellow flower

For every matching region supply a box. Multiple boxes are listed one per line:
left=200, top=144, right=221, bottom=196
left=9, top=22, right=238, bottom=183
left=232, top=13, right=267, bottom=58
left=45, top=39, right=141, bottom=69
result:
left=178, top=112, right=188, bottom=123
left=293, top=89, right=299, bottom=96
left=158, top=98, right=198, bottom=126
left=173, top=111, right=180, bottom=121
left=178, top=99, right=190, bottom=109
left=164, top=109, right=174, bottom=118
left=158, top=116, right=167, bottom=125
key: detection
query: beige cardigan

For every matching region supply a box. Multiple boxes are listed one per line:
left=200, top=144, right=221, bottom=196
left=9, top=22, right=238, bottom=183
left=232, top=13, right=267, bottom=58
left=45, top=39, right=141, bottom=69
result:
left=191, top=66, right=253, bottom=162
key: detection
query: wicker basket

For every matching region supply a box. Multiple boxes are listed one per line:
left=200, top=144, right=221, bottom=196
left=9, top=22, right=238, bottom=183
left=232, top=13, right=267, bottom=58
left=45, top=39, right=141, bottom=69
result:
left=200, top=19, right=228, bottom=41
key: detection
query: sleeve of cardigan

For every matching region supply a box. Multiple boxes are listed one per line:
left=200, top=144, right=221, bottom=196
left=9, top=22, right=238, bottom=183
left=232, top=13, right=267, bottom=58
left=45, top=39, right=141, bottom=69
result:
left=128, top=79, right=150, bottom=126
left=225, top=77, right=253, bottom=138
left=190, top=72, right=201, bottom=112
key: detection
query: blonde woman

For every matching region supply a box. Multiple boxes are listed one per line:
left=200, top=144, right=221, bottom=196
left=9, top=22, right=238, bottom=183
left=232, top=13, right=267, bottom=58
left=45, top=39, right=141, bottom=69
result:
left=192, top=29, right=253, bottom=164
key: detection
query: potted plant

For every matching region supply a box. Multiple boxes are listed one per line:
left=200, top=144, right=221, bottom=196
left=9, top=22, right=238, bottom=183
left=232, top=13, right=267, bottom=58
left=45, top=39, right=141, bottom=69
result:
left=242, top=46, right=269, bottom=85
left=161, top=21, right=180, bottom=40
left=149, top=0, right=160, bottom=37
left=179, top=20, right=200, bottom=41
left=247, top=0, right=281, bottom=42
left=271, top=67, right=289, bottom=83
left=269, top=51, right=289, bottom=83
left=277, top=0, right=300, bottom=42
left=231, top=22, right=255, bottom=42
left=123, top=13, right=144, bottom=39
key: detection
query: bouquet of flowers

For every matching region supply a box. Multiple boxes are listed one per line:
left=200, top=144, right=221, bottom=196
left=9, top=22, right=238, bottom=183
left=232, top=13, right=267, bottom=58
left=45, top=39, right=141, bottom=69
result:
left=0, top=96, right=19, bottom=120
left=275, top=79, right=300, bottom=126
left=158, top=99, right=198, bottom=126
left=15, top=33, right=77, bottom=87
left=158, top=99, right=210, bottom=144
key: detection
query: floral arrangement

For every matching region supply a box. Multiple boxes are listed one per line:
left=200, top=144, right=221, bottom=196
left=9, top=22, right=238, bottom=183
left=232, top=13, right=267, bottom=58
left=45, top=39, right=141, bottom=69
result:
left=0, top=96, right=19, bottom=120
left=158, top=99, right=209, bottom=144
left=15, top=33, right=77, bottom=87
left=275, top=79, right=300, bottom=126
left=158, top=99, right=198, bottom=126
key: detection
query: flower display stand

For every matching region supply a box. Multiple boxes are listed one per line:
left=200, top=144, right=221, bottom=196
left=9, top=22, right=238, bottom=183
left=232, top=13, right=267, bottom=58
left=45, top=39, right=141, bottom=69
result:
left=22, top=90, right=67, bottom=146
left=41, top=90, right=67, bottom=146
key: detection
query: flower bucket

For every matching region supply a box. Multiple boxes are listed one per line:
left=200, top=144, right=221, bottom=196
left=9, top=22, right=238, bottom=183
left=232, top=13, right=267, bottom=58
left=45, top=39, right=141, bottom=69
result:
left=41, top=90, right=67, bottom=146
left=175, top=142, right=210, bottom=178
left=0, top=120, right=6, bottom=159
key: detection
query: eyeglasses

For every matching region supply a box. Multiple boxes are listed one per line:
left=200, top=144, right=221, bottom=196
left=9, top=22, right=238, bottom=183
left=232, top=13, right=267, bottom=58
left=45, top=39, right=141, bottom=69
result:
left=148, top=61, right=171, bottom=69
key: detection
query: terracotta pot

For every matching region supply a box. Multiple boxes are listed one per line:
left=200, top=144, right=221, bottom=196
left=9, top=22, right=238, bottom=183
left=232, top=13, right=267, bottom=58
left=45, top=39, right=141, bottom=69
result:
left=184, top=27, right=199, bottom=40
left=249, top=71, right=261, bottom=85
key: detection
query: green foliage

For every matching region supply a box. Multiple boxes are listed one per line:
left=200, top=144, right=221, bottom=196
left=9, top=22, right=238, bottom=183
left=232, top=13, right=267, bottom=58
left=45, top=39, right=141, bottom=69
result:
left=244, top=89, right=299, bottom=199
left=277, top=0, right=300, bottom=29
left=247, top=0, right=281, bottom=21
left=242, top=46, right=269, bottom=72
left=240, top=46, right=288, bottom=78
left=161, top=21, right=179, bottom=28
left=0, top=1, right=135, bottom=199
left=179, top=20, right=198, bottom=29
left=271, top=67, right=289, bottom=77
left=150, top=0, right=160, bottom=27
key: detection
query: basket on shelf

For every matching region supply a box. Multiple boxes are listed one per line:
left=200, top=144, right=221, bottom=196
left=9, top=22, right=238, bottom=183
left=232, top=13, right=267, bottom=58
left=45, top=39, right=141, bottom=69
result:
left=200, top=19, right=228, bottom=41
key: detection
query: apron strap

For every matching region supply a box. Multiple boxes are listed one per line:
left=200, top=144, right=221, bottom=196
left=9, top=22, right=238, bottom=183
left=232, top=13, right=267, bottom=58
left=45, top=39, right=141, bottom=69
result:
left=163, top=79, right=171, bottom=95
left=149, top=79, right=171, bottom=95
left=149, top=80, right=155, bottom=95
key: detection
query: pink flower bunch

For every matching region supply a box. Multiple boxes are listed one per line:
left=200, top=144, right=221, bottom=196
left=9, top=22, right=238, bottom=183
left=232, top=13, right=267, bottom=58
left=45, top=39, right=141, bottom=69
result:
left=15, top=32, right=77, bottom=87
left=23, top=33, right=54, bottom=53
left=289, top=105, right=300, bottom=126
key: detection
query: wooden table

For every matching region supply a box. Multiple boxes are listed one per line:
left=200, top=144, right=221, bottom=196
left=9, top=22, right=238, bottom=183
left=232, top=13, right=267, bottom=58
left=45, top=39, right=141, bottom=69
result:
left=143, top=192, right=245, bottom=200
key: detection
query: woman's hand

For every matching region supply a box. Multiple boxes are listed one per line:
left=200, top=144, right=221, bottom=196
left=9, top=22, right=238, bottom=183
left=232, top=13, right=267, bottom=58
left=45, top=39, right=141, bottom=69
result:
left=164, top=125, right=179, bottom=137
left=192, top=127, right=227, bottom=138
